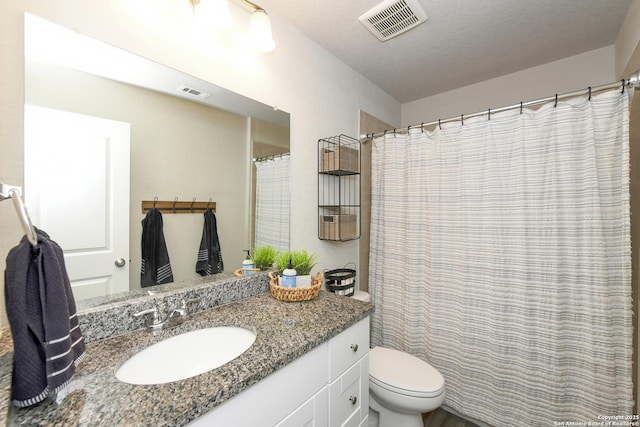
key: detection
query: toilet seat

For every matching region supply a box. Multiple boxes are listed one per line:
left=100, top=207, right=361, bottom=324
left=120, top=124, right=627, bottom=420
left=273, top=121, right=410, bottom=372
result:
left=369, top=346, right=445, bottom=398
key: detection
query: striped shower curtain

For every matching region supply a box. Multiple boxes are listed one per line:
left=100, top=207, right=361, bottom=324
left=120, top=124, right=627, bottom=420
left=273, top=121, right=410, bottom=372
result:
left=254, top=154, right=290, bottom=251
left=369, top=90, right=633, bottom=426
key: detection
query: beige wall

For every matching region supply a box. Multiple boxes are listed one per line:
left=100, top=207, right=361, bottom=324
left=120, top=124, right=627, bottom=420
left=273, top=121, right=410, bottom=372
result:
left=617, top=0, right=640, bottom=78
left=26, top=62, right=249, bottom=288
left=615, top=0, right=640, bottom=410
left=630, top=92, right=640, bottom=412
left=401, top=46, right=616, bottom=127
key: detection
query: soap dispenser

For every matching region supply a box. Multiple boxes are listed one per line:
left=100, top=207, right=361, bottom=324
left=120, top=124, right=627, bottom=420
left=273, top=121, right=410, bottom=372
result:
left=282, top=258, right=297, bottom=287
left=242, top=250, right=254, bottom=276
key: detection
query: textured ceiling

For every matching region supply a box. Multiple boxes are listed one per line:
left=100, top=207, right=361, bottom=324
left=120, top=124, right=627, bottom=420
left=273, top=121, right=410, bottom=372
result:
left=259, top=0, right=632, bottom=103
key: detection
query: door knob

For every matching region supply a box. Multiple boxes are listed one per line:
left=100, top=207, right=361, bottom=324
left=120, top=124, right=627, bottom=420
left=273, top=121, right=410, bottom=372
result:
left=115, top=258, right=126, bottom=268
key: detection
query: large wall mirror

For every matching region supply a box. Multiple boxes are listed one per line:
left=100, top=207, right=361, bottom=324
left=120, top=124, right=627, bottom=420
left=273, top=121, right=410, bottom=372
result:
left=23, top=14, right=290, bottom=308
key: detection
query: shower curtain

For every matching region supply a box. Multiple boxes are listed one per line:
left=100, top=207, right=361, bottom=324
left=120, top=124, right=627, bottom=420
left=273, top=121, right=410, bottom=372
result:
left=369, top=90, right=633, bottom=426
left=254, top=154, right=290, bottom=251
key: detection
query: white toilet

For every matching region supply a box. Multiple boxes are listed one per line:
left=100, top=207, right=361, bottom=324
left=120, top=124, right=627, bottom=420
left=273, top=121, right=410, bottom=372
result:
left=352, top=291, right=446, bottom=427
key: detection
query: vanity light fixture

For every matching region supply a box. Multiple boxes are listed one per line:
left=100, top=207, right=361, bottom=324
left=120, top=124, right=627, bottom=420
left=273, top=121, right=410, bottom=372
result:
left=190, top=0, right=276, bottom=52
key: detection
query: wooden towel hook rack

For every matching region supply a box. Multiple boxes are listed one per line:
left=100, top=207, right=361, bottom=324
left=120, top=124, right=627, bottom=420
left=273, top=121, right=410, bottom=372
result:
left=141, top=198, right=216, bottom=214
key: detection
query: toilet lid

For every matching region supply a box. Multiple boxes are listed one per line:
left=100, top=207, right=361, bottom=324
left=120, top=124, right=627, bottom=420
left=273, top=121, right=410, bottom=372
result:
left=369, top=346, right=445, bottom=398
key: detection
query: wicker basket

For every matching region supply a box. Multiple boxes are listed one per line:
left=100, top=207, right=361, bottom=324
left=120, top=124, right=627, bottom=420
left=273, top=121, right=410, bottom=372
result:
left=268, top=271, right=324, bottom=302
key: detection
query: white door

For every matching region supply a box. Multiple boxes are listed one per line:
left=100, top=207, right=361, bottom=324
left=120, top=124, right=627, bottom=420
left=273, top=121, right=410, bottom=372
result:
left=24, top=104, right=130, bottom=300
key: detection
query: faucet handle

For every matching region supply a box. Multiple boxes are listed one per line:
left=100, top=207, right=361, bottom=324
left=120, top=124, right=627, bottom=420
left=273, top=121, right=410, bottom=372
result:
left=181, top=298, right=201, bottom=316
left=134, top=306, right=162, bottom=326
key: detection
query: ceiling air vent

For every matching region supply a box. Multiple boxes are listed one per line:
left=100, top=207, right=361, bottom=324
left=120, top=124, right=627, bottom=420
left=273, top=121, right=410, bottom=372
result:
left=178, top=85, right=211, bottom=99
left=358, top=0, right=428, bottom=42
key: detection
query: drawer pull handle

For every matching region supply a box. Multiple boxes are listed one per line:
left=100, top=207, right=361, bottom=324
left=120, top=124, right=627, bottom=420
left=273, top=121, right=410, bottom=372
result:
left=349, top=395, right=358, bottom=405
left=350, top=344, right=359, bottom=352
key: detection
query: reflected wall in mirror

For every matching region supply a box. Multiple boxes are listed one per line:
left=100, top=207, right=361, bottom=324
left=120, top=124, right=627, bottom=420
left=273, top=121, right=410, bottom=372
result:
left=23, top=14, right=290, bottom=305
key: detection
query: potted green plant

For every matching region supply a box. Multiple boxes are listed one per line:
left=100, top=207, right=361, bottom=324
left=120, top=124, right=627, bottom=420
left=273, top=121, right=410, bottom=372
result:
left=252, top=245, right=278, bottom=271
left=275, top=250, right=318, bottom=287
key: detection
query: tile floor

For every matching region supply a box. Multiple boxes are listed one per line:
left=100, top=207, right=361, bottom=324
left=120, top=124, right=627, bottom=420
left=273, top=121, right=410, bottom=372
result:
left=423, top=408, right=481, bottom=427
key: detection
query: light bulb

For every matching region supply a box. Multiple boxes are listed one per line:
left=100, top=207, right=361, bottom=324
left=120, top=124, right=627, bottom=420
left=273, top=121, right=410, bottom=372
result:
left=248, top=9, right=276, bottom=52
left=193, top=0, right=233, bottom=30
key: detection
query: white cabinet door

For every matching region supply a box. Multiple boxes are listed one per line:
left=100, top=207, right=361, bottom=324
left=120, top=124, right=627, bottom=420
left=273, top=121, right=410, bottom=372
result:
left=328, top=354, right=369, bottom=427
left=276, top=388, right=328, bottom=427
left=24, top=104, right=130, bottom=300
left=187, top=342, right=328, bottom=427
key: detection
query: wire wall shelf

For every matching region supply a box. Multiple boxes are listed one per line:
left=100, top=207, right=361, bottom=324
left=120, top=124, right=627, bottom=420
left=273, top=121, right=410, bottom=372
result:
left=318, top=135, right=361, bottom=241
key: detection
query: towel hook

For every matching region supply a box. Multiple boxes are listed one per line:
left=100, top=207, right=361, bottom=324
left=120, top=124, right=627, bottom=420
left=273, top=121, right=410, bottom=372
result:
left=438, top=119, right=442, bottom=130
left=554, top=94, right=558, bottom=107
left=520, top=102, right=523, bottom=114
left=621, top=79, right=626, bottom=94
left=153, top=196, right=158, bottom=209
left=207, top=198, right=212, bottom=210
left=172, top=197, right=178, bottom=213
left=461, top=114, right=464, bottom=126
left=190, top=197, right=196, bottom=213
left=421, top=122, right=424, bottom=133
left=488, top=108, right=491, bottom=121
left=588, top=86, right=592, bottom=101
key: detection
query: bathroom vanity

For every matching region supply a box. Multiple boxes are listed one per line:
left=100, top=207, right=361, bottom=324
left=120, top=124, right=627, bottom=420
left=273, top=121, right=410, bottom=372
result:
left=189, top=316, right=370, bottom=426
left=0, top=274, right=372, bottom=426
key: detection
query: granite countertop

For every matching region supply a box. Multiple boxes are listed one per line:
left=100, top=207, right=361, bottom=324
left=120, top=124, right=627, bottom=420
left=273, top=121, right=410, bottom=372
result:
left=0, top=290, right=373, bottom=426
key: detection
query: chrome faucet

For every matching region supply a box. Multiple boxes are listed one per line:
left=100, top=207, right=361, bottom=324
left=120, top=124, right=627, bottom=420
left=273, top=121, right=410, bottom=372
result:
left=133, top=306, right=165, bottom=334
left=133, top=298, right=202, bottom=334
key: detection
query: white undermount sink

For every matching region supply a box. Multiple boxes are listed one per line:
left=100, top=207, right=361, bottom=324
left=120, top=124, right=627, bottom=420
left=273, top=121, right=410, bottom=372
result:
left=115, top=326, right=257, bottom=385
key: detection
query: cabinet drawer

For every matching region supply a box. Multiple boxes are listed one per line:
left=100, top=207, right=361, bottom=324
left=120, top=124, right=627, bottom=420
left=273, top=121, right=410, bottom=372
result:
left=328, top=355, right=368, bottom=427
left=328, top=317, right=369, bottom=381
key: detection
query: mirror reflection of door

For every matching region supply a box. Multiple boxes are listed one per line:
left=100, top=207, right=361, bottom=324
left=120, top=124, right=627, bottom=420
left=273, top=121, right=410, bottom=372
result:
left=24, top=104, right=131, bottom=300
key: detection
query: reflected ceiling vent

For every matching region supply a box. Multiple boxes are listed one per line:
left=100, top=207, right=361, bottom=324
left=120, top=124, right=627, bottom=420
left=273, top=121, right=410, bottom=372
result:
left=358, top=0, right=428, bottom=41
left=178, top=85, right=211, bottom=99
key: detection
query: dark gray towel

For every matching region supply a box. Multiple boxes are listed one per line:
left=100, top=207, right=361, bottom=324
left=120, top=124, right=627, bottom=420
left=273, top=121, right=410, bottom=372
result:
left=141, top=208, right=173, bottom=287
left=4, top=229, right=86, bottom=407
left=196, top=208, right=224, bottom=275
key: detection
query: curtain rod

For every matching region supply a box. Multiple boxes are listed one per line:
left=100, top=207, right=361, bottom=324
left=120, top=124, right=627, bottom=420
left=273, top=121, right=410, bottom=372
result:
left=361, top=69, right=640, bottom=141
left=252, top=152, right=290, bottom=162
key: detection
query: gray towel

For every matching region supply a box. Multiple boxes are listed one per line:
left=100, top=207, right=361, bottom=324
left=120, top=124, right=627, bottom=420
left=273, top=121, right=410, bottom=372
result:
left=141, top=208, right=173, bottom=287
left=4, top=229, right=86, bottom=407
left=196, top=208, right=224, bottom=275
